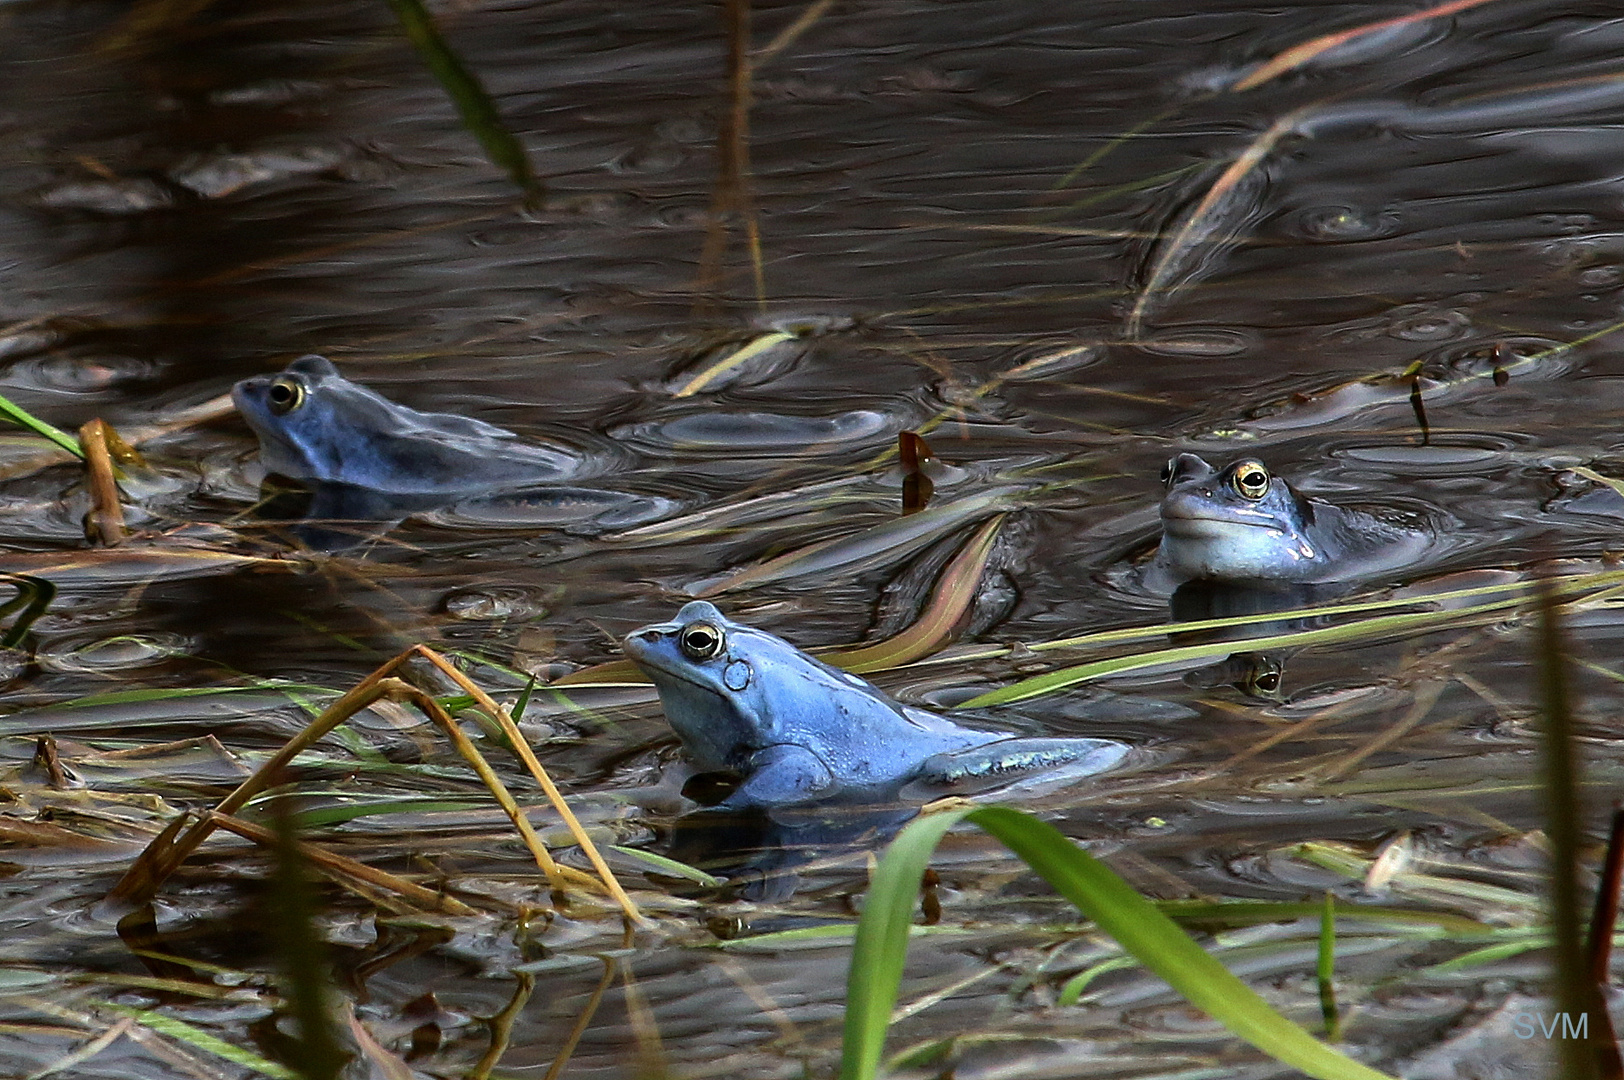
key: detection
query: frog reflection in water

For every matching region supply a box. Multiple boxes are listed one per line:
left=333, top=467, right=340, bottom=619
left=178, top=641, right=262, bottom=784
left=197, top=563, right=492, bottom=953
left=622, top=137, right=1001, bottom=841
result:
left=623, top=601, right=1127, bottom=808
left=232, top=355, right=578, bottom=495
left=1155, top=453, right=1427, bottom=703
left=1155, top=453, right=1424, bottom=586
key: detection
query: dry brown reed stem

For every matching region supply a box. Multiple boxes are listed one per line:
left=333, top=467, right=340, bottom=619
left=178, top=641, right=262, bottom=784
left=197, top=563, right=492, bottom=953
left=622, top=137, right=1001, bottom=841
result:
left=755, top=0, right=836, bottom=66
left=696, top=0, right=765, bottom=309
left=107, top=645, right=642, bottom=924
left=78, top=419, right=127, bottom=546
left=208, top=812, right=478, bottom=916
left=412, top=646, right=646, bottom=924
left=1231, top=0, right=1503, bottom=92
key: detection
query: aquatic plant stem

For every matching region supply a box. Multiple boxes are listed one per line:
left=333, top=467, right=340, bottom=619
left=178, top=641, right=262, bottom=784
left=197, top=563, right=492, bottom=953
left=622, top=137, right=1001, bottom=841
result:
left=1588, top=805, right=1624, bottom=986
left=78, top=419, right=127, bottom=545
left=1536, top=580, right=1602, bottom=1080
left=0, top=391, right=81, bottom=457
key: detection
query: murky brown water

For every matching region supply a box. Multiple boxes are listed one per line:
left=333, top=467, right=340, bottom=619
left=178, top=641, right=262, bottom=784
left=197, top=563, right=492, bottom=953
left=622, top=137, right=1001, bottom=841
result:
left=4, top=1, right=1624, bottom=1077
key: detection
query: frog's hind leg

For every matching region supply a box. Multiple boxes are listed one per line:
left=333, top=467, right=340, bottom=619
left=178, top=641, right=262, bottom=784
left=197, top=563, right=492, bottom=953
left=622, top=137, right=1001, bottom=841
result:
left=914, top=738, right=1129, bottom=797
left=722, top=744, right=837, bottom=807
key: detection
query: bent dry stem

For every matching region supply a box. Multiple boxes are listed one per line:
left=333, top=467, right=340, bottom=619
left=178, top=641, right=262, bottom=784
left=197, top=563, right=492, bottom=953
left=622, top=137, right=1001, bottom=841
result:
left=106, top=644, right=642, bottom=924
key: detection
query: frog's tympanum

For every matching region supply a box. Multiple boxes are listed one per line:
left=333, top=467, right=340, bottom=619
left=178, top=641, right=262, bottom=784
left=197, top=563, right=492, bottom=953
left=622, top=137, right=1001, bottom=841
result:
left=623, top=601, right=1127, bottom=807
left=1155, top=453, right=1422, bottom=585
left=232, top=355, right=578, bottom=495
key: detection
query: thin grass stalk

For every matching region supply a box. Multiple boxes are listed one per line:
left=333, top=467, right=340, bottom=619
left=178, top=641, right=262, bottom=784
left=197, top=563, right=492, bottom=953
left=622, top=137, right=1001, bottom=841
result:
left=268, top=794, right=346, bottom=1080
left=1536, top=580, right=1601, bottom=1080
left=399, top=681, right=575, bottom=892
left=1318, top=891, right=1341, bottom=1039
left=208, top=812, right=478, bottom=916
left=1231, top=0, right=1503, bottom=91
left=671, top=330, right=795, bottom=398
left=380, top=0, right=540, bottom=195
left=107, top=675, right=400, bottom=907
left=755, top=0, right=836, bottom=65
left=410, top=646, right=644, bottom=924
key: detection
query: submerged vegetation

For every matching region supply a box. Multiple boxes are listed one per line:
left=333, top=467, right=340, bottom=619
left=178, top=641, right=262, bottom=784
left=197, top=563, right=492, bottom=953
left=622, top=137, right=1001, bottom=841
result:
left=4, top=0, right=1624, bottom=1077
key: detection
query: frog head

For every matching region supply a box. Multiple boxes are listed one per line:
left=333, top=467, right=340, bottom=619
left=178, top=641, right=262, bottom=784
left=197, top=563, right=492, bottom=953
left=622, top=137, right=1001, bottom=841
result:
left=1157, top=453, right=1322, bottom=581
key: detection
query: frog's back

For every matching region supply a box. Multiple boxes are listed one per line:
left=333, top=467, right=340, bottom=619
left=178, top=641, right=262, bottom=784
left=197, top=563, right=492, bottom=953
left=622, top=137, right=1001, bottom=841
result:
left=232, top=355, right=579, bottom=495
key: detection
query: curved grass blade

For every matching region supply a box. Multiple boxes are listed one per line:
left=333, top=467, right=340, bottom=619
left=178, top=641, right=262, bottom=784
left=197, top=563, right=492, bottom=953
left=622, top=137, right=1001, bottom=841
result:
left=671, top=330, right=796, bottom=398
left=1126, top=109, right=1308, bottom=337
left=825, top=514, right=1005, bottom=673
left=1231, top=0, right=1502, bottom=92
left=103, top=1005, right=295, bottom=1079
left=0, top=392, right=81, bottom=457
left=843, top=805, right=1397, bottom=1080
left=691, top=490, right=1012, bottom=597
left=382, top=0, right=540, bottom=196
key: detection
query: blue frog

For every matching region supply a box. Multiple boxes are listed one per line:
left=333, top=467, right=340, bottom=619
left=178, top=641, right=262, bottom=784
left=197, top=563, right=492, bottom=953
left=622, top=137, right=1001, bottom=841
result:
left=1154, top=453, right=1426, bottom=585
left=622, top=601, right=1127, bottom=807
left=231, top=355, right=578, bottom=495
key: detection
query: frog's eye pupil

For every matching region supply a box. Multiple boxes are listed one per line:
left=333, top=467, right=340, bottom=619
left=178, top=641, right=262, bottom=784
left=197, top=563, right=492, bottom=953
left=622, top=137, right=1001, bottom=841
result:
left=1253, top=670, right=1281, bottom=693
left=1159, top=459, right=1175, bottom=485
left=1233, top=464, right=1270, bottom=500
left=680, top=622, right=724, bottom=660
left=267, top=377, right=307, bottom=416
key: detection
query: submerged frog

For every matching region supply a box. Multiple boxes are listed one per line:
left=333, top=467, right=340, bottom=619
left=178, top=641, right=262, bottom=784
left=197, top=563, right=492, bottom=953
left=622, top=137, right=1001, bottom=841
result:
left=232, top=355, right=579, bottom=495
left=1154, top=453, right=1425, bottom=585
left=623, top=601, right=1127, bottom=807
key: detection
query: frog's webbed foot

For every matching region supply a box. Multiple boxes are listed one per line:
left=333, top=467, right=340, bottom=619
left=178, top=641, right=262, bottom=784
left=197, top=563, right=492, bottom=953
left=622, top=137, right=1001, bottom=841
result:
left=720, top=744, right=837, bottom=807
left=913, top=737, right=1128, bottom=796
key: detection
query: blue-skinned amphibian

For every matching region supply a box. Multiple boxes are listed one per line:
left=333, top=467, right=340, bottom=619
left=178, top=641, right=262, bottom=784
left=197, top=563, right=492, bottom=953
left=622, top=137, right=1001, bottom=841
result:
left=232, top=355, right=579, bottom=495
left=623, top=600, right=1127, bottom=808
left=1154, top=453, right=1426, bottom=586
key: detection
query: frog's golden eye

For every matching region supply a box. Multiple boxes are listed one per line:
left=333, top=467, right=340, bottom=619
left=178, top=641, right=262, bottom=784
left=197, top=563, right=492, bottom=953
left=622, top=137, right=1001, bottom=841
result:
left=1249, top=668, right=1281, bottom=695
left=267, top=376, right=307, bottom=416
left=679, top=621, right=725, bottom=661
left=1231, top=462, right=1270, bottom=500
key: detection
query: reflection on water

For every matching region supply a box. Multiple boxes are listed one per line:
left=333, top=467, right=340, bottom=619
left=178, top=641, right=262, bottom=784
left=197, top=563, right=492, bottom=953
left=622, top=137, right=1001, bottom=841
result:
left=4, top=0, right=1624, bottom=1076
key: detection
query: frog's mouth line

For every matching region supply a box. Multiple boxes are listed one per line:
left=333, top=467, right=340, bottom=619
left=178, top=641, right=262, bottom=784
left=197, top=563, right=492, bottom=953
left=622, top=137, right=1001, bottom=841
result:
left=1162, top=513, right=1287, bottom=535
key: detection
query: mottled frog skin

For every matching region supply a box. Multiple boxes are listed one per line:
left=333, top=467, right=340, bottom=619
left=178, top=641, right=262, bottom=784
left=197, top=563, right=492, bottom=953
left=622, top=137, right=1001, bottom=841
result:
left=232, top=355, right=578, bottom=495
left=623, top=601, right=1126, bottom=807
left=1155, top=453, right=1422, bottom=585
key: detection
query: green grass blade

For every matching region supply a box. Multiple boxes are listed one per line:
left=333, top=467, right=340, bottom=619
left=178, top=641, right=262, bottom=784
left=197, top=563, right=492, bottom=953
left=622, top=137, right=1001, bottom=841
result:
left=671, top=330, right=796, bottom=398
left=962, top=584, right=1571, bottom=706
left=1318, top=891, right=1341, bottom=1039
left=841, top=806, right=1398, bottom=1080
left=606, top=845, right=723, bottom=887
left=0, top=393, right=81, bottom=457
left=102, top=1005, right=295, bottom=1079
left=382, top=0, right=540, bottom=195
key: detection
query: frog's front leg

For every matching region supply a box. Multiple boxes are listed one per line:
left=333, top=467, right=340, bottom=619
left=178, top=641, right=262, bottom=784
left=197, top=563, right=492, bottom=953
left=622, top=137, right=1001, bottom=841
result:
left=723, top=743, right=837, bottom=807
left=917, top=737, right=1127, bottom=794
